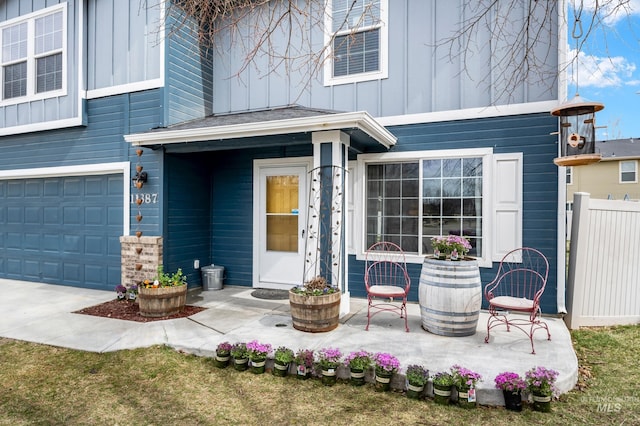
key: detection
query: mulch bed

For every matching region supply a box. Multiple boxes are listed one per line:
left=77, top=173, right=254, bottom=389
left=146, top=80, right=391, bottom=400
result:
left=74, top=299, right=207, bottom=323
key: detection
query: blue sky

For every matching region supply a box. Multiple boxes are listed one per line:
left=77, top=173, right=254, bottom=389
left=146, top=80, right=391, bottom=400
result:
left=567, top=1, right=640, bottom=140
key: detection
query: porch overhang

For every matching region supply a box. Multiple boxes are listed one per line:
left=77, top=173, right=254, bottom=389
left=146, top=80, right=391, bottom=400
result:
left=124, top=107, right=396, bottom=152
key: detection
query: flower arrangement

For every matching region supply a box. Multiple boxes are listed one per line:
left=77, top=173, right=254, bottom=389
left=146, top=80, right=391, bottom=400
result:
left=294, top=349, right=315, bottom=369
left=344, top=350, right=372, bottom=371
left=273, top=346, right=295, bottom=364
left=525, top=366, right=558, bottom=396
left=372, top=352, right=400, bottom=375
left=405, top=364, right=429, bottom=387
left=290, top=275, right=338, bottom=296
left=451, top=364, right=482, bottom=389
left=115, top=284, right=137, bottom=301
left=230, top=342, right=248, bottom=359
left=216, top=341, right=233, bottom=356
left=494, top=371, right=527, bottom=393
left=140, top=265, right=187, bottom=288
left=246, top=340, right=272, bottom=360
left=432, top=371, right=454, bottom=387
left=431, top=235, right=472, bottom=259
left=316, top=347, right=342, bottom=370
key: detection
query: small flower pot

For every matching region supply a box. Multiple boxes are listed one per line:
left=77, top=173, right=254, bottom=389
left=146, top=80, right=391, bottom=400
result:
left=233, top=357, right=249, bottom=372
left=250, top=358, right=266, bottom=374
left=273, top=361, right=289, bottom=377
left=456, top=386, right=477, bottom=409
left=532, top=392, right=552, bottom=412
left=321, top=369, right=337, bottom=386
left=295, top=364, right=311, bottom=380
left=350, top=368, right=366, bottom=386
left=375, top=370, right=393, bottom=392
left=214, top=353, right=230, bottom=369
left=433, top=384, right=452, bottom=405
left=503, top=390, right=523, bottom=412
left=406, top=383, right=425, bottom=400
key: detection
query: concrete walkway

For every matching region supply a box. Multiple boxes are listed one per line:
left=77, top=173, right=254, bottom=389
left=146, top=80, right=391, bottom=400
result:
left=0, top=279, right=578, bottom=406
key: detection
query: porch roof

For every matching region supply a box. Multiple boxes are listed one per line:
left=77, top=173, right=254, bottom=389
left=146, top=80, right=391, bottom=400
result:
left=124, top=105, right=397, bottom=153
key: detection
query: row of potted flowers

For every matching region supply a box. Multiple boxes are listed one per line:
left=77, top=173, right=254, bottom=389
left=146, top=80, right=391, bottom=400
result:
left=214, top=340, right=558, bottom=412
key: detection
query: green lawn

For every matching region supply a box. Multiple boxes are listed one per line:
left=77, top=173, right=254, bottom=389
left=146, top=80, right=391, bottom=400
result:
left=1, top=325, right=638, bottom=425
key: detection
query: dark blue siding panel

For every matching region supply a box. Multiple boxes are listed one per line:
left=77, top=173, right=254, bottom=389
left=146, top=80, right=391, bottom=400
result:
left=164, top=154, right=212, bottom=288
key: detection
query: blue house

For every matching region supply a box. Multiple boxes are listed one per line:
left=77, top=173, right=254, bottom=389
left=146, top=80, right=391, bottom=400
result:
left=0, top=1, right=566, bottom=316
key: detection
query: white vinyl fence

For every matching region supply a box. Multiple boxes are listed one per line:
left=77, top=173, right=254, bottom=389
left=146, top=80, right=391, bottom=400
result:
left=565, top=192, right=640, bottom=329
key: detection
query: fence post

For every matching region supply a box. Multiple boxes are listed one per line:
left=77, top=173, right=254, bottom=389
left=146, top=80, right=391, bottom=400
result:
left=565, top=192, right=590, bottom=329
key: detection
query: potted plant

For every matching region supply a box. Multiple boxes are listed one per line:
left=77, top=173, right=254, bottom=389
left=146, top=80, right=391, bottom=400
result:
left=293, top=349, right=314, bottom=380
left=344, top=350, right=372, bottom=386
left=451, top=364, right=482, bottom=408
left=525, top=366, right=558, bottom=412
left=494, top=371, right=526, bottom=411
left=230, top=342, right=249, bottom=372
left=214, top=341, right=233, bottom=369
left=430, top=235, right=472, bottom=260
left=115, top=284, right=138, bottom=301
left=273, top=346, right=294, bottom=377
left=431, top=371, right=454, bottom=405
left=316, top=347, right=342, bottom=386
left=246, top=340, right=272, bottom=374
left=289, top=276, right=340, bottom=332
left=372, top=352, right=400, bottom=392
left=137, top=266, right=187, bottom=317
left=405, top=364, right=429, bottom=399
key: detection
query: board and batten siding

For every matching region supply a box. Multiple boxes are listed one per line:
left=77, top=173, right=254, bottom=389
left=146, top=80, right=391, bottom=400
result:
left=211, top=0, right=558, bottom=117
left=566, top=193, right=640, bottom=328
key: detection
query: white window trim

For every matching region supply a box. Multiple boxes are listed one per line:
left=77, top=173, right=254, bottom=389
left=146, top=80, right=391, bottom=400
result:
left=323, top=0, right=388, bottom=86
left=0, top=3, right=67, bottom=106
left=354, top=148, right=497, bottom=267
left=619, top=160, right=638, bottom=184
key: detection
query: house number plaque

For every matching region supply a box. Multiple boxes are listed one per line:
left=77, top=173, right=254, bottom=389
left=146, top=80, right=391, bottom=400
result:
left=130, top=193, right=158, bottom=204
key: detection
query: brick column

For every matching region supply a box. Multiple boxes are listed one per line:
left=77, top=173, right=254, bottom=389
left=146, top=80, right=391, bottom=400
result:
left=120, top=236, right=163, bottom=287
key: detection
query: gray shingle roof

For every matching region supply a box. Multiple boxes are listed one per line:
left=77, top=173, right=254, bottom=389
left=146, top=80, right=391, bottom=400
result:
left=596, top=138, right=640, bottom=159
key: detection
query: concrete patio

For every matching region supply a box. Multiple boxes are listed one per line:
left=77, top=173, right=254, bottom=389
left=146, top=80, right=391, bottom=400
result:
left=0, top=278, right=578, bottom=406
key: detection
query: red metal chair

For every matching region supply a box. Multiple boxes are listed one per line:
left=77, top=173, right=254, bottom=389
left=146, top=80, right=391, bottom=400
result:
left=484, top=247, right=551, bottom=354
left=364, top=242, right=411, bottom=332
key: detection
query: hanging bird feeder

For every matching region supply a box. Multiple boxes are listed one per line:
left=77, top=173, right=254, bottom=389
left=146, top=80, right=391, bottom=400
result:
left=551, top=94, right=604, bottom=167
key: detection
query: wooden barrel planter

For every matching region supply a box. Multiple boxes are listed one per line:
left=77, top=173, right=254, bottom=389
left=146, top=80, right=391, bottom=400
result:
left=418, top=258, right=481, bottom=337
left=289, top=290, right=340, bottom=332
left=138, top=285, right=187, bottom=317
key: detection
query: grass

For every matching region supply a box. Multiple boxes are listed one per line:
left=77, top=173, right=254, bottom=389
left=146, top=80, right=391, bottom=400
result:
left=1, top=325, right=639, bottom=426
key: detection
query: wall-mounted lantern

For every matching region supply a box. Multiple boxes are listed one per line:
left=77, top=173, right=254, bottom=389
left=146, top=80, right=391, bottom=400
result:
left=551, top=94, right=604, bottom=167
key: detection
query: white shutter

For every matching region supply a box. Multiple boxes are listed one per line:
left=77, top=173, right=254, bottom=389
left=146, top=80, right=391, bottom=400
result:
left=492, top=153, right=522, bottom=261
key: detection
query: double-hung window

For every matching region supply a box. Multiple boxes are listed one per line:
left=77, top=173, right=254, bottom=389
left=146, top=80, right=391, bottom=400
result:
left=620, top=160, right=637, bottom=183
left=325, top=0, right=388, bottom=85
left=1, top=5, right=65, bottom=103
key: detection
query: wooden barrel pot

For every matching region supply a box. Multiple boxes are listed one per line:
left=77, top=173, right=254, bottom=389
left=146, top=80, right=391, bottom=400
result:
left=418, top=258, right=481, bottom=337
left=289, top=290, right=340, bottom=332
left=138, top=285, right=187, bottom=317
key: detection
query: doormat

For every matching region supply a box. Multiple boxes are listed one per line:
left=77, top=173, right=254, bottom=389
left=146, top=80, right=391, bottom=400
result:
left=251, top=289, right=290, bottom=300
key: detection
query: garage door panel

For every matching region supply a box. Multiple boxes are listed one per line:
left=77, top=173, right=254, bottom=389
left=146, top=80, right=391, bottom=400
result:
left=0, top=174, right=123, bottom=290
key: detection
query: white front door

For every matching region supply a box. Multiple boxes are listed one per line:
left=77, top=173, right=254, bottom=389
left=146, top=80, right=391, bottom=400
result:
left=254, top=161, right=309, bottom=289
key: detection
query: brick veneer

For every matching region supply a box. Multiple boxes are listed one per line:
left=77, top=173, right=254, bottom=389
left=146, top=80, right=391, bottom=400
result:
left=120, top=236, right=163, bottom=287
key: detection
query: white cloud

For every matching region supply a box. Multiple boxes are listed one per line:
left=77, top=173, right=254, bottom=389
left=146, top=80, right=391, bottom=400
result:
left=569, top=48, right=637, bottom=88
left=578, top=0, right=640, bottom=25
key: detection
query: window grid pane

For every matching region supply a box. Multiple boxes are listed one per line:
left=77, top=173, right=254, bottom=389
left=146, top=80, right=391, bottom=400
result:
left=35, top=11, right=63, bottom=55
left=333, top=29, right=380, bottom=77
left=2, top=23, right=28, bottom=63
left=366, top=162, right=419, bottom=253
left=3, top=62, right=27, bottom=99
left=36, top=53, right=62, bottom=93
left=422, top=157, right=483, bottom=257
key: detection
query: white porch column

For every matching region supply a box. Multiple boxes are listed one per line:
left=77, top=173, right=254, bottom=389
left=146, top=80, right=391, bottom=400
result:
left=311, top=130, right=350, bottom=316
